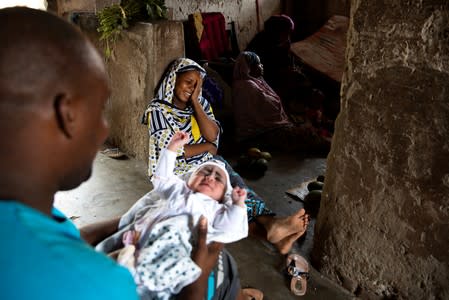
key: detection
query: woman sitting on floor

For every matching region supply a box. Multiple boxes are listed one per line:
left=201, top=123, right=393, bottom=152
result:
left=232, top=51, right=331, bottom=153
left=246, top=15, right=310, bottom=107
left=141, top=57, right=309, bottom=254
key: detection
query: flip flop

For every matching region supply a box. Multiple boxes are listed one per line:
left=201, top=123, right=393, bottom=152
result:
left=286, top=253, right=309, bottom=296
left=101, top=148, right=127, bottom=159
left=241, top=288, right=263, bottom=300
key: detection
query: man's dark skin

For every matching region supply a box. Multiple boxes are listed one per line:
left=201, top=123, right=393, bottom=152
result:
left=0, top=7, right=220, bottom=299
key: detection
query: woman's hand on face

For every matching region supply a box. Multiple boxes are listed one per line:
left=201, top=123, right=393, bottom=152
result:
left=190, top=76, right=203, bottom=106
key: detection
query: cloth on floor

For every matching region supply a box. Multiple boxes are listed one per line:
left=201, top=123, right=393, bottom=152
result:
left=285, top=179, right=315, bottom=201
left=290, top=15, right=349, bottom=83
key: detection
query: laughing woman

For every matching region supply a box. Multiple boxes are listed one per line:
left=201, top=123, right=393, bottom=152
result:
left=142, top=58, right=309, bottom=255
left=142, top=58, right=220, bottom=177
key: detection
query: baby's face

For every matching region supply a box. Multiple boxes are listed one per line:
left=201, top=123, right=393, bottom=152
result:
left=188, top=165, right=226, bottom=201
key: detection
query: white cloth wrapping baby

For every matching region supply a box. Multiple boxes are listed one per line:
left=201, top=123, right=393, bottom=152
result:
left=132, top=214, right=201, bottom=300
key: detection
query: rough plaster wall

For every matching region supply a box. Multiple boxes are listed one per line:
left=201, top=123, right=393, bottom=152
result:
left=56, top=0, right=118, bottom=14
left=104, top=22, right=184, bottom=163
left=313, top=1, right=449, bottom=299
left=57, top=0, right=281, bottom=49
left=165, top=0, right=281, bottom=50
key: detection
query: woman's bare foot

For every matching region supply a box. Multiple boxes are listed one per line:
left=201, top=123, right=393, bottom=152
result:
left=274, top=230, right=305, bottom=255
left=266, top=209, right=308, bottom=244
left=237, top=288, right=264, bottom=300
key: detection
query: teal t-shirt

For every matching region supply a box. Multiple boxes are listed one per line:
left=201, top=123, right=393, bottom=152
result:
left=0, top=201, right=139, bottom=300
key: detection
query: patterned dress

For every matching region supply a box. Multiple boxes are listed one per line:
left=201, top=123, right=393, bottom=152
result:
left=142, top=58, right=273, bottom=222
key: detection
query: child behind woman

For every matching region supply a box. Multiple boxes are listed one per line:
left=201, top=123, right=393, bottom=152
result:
left=96, top=131, right=248, bottom=299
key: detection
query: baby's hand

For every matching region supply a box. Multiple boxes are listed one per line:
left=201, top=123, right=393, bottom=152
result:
left=231, top=186, right=247, bottom=207
left=168, top=131, right=189, bottom=151
left=122, top=230, right=140, bottom=246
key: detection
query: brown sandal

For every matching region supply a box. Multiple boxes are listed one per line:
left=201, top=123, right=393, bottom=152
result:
left=101, top=148, right=127, bottom=159
left=286, top=253, right=309, bottom=296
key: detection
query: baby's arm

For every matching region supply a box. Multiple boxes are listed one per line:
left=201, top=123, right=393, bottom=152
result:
left=152, top=132, right=190, bottom=194
left=211, top=189, right=249, bottom=243
left=153, top=131, right=189, bottom=181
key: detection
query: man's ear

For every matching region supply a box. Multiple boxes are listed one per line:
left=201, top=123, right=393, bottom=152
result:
left=54, top=93, right=75, bottom=139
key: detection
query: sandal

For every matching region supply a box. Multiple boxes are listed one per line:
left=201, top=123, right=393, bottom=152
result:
left=286, top=253, right=309, bottom=296
left=100, top=148, right=127, bottom=159
left=241, top=288, right=263, bottom=300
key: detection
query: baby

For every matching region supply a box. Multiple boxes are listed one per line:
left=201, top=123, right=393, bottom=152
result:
left=96, top=132, right=248, bottom=299
left=148, top=131, right=248, bottom=244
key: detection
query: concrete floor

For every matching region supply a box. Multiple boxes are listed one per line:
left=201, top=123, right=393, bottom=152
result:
left=55, top=150, right=355, bottom=300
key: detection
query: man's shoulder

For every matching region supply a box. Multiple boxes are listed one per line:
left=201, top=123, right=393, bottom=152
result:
left=0, top=201, right=138, bottom=300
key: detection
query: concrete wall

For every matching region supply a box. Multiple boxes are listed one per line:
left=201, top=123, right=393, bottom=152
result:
left=56, top=0, right=281, bottom=50
left=313, top=1, right=449, bottom=299
left=103, top=21, right=185, bottom=163
left=73, top=13, right=184, bottom=164
left=56, top=0, right=118, bottom=14
left=165, top=0, right=281, bottom=51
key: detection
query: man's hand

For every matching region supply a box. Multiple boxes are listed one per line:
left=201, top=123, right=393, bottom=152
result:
left=192, top=216, right=223, bottom=273
left=79, top=216, right=121, bottom=246
left=178, top=216, right=223, bottom=299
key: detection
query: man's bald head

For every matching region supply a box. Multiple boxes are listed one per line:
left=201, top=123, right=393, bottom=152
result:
left=0, top=7, right=107, bottom=119
left=0, top=7, right=110, bottom=205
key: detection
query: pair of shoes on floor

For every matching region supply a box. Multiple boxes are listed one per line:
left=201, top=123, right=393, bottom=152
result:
left=101, top=148, right=127, bottom=159
left=286, top=253, right=309, bottom=296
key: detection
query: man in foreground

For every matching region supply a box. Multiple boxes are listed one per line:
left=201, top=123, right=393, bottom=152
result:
left=0, top=7, right=219, bottom=300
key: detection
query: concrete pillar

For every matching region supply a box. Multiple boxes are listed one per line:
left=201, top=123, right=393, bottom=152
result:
left=313, top=1, right=449, bottom=299
left=103, top=21, right=185, bottom=164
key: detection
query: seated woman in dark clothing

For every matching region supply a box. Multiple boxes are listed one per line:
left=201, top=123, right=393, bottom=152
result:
left=246, top=14, right=314, bottom=114
left=246, top=14, right=294, bottom=84
left=232, top=51, right=331, bottom=153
